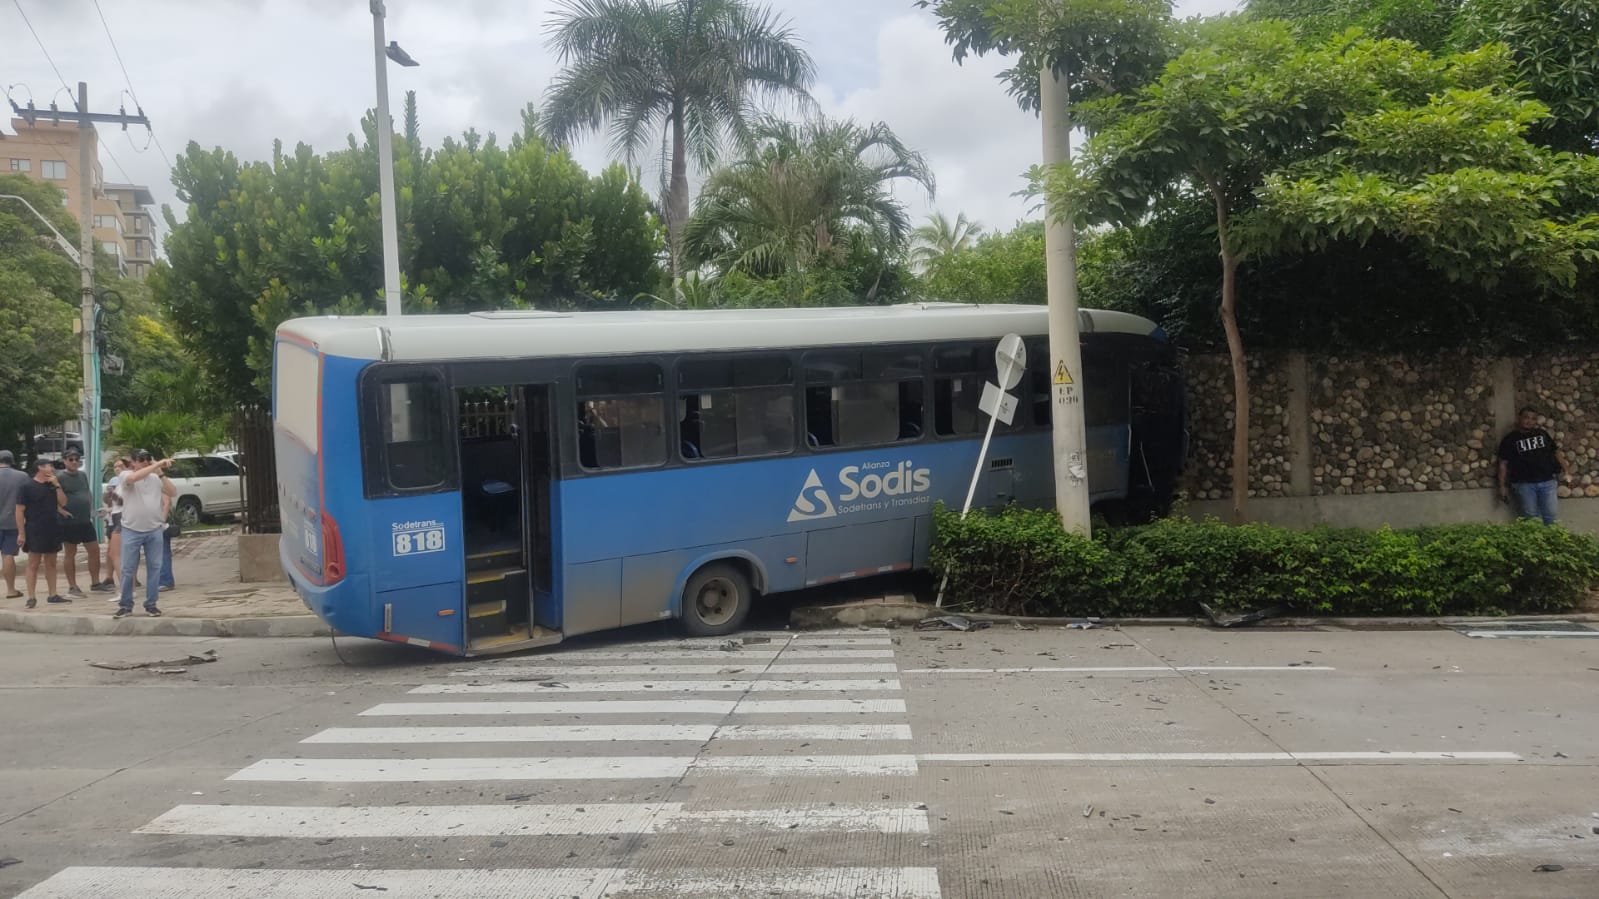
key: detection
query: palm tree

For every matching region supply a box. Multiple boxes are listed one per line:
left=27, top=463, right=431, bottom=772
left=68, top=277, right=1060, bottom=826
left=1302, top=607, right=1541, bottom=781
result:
left=685, top=116, right=935, bottom=280
left=910, top=211, right=984, bottom=271
left=542, top=0, right=816, bottom=281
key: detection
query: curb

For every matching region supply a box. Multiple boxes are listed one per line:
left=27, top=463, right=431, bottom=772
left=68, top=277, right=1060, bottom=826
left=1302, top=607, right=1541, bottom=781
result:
left=790, top=599, right=1599, bottom=632
left=0, top=610, right=331, bottom=638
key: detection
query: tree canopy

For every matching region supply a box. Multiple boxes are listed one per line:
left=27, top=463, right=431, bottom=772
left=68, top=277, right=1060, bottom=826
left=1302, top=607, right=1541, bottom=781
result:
left=152, top=115, right=662, bottom=406
left=542, top=0, right=815, bottom=277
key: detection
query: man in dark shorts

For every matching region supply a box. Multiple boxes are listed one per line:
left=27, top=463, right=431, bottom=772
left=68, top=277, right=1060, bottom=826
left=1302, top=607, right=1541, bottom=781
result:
left=16, top=460, right=70, bottom=608
left=1497, top=405, right=1573, bottom=525
left=58, top=450, right=108, bottom=596
left=0, top=450, right=29, bottom=599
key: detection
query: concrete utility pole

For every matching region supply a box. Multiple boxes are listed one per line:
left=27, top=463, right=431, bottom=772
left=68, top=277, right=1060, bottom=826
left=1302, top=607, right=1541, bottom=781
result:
left=1040, top=67, right=1092, bottom=534
left=11, top=85, right=149, bottom=524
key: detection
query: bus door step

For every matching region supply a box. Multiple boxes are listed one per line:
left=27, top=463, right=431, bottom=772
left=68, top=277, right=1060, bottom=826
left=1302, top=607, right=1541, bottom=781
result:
left=467, top=566, right=529, bottom=639
left=467, top=548, right=523, bottom=574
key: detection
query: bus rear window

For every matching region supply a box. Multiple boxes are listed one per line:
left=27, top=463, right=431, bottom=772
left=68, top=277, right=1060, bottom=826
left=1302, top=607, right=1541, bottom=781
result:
left=384, top=379, right=450, bottom=489
left=275, top=341, right=320, bottom=452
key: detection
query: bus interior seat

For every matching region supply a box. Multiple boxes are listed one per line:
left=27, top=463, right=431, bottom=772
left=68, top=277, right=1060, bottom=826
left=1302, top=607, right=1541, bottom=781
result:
left=681, top=440, right=701, bottom=459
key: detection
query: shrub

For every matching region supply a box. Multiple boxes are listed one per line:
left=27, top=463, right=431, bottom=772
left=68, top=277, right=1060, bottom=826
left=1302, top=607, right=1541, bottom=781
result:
left=932, top=505, right=1599, bottom=618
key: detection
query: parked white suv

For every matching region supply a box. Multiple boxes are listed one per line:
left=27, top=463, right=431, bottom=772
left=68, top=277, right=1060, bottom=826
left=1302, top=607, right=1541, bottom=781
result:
left=165, top=452, right=245, bottom=525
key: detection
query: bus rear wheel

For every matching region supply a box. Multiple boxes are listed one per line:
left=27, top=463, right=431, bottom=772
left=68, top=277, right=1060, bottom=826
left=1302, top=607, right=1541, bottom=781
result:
left=681, top=563, right=752, bottom=637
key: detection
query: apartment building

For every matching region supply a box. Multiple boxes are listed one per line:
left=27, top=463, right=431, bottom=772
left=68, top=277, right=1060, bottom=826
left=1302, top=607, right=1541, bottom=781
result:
left=2, top=116, right=157, bottom=280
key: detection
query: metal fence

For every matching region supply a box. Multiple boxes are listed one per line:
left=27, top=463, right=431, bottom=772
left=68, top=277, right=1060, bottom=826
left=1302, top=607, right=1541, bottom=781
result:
left=233, top=404, right=280, bottom=534
left=460, top=396, right=515, bottom=439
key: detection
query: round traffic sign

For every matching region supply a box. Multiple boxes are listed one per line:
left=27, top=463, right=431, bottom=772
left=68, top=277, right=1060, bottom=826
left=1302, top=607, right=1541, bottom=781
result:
left=995, top=333, right=1026, bottom=391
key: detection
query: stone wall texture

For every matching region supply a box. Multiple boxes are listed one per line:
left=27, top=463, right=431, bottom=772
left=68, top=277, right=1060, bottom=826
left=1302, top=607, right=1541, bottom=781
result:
left=1182, top=354, right=1292, bottom=500
left=1517, top=354, right=1599, bottom=499
left=1309, top=354, right=1495, bottom=495
left=1181, top=351, right=1590, bottom=500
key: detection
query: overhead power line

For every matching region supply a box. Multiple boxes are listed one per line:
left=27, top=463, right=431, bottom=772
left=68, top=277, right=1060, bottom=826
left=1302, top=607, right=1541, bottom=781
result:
left=90, top=0, right=174, bottom=171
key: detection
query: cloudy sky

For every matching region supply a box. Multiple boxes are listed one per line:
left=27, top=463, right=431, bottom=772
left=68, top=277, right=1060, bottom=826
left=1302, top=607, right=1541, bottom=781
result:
left=3, top=0, right=1241, bottom=250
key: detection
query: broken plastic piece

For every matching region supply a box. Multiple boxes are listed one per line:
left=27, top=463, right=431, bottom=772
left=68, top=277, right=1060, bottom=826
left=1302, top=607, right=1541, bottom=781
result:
left=1199, top=603, right=1286, bottom=628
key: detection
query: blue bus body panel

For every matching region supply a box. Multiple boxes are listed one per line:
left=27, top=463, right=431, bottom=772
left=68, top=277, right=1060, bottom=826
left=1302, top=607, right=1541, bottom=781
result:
left=556, top=427, right=1130, bottom=634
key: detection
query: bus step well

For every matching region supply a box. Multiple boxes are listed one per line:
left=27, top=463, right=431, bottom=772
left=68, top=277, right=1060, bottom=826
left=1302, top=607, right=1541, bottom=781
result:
left=466, top=566, right=528, bottom=641
left=466, top=547, right=522, bottom=574
left=467, top=598, right=509, bottom=640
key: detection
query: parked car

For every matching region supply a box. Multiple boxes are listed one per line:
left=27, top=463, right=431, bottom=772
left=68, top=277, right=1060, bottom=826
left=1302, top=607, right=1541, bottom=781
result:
left=164, top=452, right=246, bottom=525
left=32, top=431, right=84, bottom=461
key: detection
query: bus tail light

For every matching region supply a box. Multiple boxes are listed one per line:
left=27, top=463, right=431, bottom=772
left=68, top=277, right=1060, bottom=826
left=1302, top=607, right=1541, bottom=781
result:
left=321, top=510, right=346, bottom=584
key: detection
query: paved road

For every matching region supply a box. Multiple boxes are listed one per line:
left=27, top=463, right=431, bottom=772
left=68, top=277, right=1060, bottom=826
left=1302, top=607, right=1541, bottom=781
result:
left=1, top=623, right=1596, bottom=897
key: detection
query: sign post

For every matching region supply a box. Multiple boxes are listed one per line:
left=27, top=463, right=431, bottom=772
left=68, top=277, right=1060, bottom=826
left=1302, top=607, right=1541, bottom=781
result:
left=937, top=333, right=1025, bottom=608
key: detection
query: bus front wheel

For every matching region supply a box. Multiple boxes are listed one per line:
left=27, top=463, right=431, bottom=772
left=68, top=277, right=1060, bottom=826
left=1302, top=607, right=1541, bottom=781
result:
left=681, top=563, right=752, bottom=637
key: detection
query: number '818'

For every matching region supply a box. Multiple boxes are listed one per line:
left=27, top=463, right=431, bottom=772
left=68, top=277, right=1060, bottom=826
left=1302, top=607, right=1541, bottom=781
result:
left=394, top=528, right=444, bottom=555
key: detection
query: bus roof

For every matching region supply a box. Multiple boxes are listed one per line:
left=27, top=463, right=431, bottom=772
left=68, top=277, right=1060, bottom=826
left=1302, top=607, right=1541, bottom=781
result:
left=277, top=304, right=1161, bottom=362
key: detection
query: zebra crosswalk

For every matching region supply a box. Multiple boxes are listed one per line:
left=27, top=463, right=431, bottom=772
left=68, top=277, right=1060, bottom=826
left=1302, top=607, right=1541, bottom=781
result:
left=17, top=630, right=939, bottom=899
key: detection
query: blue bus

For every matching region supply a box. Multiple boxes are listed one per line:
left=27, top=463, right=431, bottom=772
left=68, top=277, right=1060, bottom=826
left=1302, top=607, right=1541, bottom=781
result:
left=274, top=304, right=1185, bottom=655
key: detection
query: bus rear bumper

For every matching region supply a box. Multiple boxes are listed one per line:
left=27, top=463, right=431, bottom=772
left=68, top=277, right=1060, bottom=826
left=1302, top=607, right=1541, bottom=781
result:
left=280, top=536, right=362, bottom=633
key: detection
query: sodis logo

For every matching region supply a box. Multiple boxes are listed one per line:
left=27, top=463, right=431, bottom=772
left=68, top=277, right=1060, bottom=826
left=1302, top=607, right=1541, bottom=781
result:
left=787, top=470, right=837, bottom=522
left=787, top=461, right=932, bottom=522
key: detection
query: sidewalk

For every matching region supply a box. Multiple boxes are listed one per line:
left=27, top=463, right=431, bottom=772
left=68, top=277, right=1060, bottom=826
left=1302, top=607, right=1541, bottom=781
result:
left=0, top=533, right=329, bottom=638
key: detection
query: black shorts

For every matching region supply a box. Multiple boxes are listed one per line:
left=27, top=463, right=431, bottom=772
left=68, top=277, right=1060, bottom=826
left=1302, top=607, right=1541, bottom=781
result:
left=24, top=526, right=62, bottom=555
left=62, top=521, right=98, bottom=545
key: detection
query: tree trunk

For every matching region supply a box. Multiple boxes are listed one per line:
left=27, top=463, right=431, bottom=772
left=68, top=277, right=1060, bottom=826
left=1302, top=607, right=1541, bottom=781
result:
left=1210, top=187, right=1249, bottom=524
left=665, top=102, right=691, bottom=292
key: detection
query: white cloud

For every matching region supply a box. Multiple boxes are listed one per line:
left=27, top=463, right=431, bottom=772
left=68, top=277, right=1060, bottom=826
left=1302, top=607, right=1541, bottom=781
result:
left=2, top=0, right=1241, bottom=252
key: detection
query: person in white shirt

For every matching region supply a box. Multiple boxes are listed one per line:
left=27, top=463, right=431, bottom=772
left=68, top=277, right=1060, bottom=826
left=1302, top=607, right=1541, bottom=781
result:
left=115, top=450, right=176, bottom=618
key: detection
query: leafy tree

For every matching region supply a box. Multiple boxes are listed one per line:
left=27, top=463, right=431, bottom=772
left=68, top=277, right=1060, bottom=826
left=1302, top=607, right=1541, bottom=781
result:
left=0, top=175, right=89, bottom=452
left=153, top=116, right=663, bottom=406
left=541, top=0, right=816, bottom=281
left=684, top=116, right=934, bottom=283
left=1454, top=0, right=1599, bottom=153
left=918, top=221, right=1047, bottom=304
left=1058, top=22, right=1541, bottom=521
left=910, top=211, right=985, bottom=271
left=1246, top=0, right=1462, bottom=49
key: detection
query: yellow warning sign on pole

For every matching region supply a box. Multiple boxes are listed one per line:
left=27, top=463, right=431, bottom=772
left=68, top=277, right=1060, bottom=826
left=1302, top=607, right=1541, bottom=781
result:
left=1053, top=361, right=1074, bottom=385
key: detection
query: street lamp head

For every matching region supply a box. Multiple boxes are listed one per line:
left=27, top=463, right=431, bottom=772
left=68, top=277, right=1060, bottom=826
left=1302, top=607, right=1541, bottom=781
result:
left=386, top=41, right=420, bottom=67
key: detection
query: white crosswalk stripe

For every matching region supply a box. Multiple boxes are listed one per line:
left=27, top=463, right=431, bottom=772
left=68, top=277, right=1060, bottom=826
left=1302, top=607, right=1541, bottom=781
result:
left=411, top=678, right=902, bottom=694
left=16, top=629, right=938, bottom=899
left=18, top=866, right=943, bottom=898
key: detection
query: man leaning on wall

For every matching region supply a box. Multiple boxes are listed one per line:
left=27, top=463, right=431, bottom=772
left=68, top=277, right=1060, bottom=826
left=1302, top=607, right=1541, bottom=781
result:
left=1497, top=406, right=1572, bottom=525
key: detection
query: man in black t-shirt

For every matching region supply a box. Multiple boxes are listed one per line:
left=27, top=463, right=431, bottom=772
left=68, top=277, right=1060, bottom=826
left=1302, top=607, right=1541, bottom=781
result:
left=1497, top=406, right=1572, bottom=525
left=15, top=460, right=70, bottom=607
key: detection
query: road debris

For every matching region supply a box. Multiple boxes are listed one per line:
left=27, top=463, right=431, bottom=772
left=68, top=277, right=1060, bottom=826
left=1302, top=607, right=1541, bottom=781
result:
left=1082, top=804, right=1093, bottom=818
left=1066, top=622, right=1098, bottom=630
left=741, top=636, right=773, bottom=645
left=1533, top=864, right=1564, bottom=873
left=719, top=640, right=741, bottom=652
left=0, top=858, right=20, bottom=870
left=915, top=615, right=989, bottom=632
left=503, top=793, right=532, bottom=802
left=1198, top=603, right=1286, bottom=628
left=1011, top=621, right=1037, bottom=631
left=89, top=649, right=218, bottom=671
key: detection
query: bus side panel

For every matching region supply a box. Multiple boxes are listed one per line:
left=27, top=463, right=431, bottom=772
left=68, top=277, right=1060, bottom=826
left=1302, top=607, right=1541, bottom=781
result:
left=805, top=520, right=914, bottom=585
left=1086, top=423, right=1131, bottom=503
left=565, top=559, right=621, bottom=637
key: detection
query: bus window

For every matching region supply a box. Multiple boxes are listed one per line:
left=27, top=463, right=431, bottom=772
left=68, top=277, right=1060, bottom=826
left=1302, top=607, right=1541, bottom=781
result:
left=1084, top=351, right=1130, bottom=427
left=802, top=350, right=924, bottom=449
left=576, top=363, right=666, bottom=471
left=934, top=345, right=1020, bottom=436
left=275, top=341, right=320, bottom=452
left=384, top=379, right=450, bottom=489
left=679, top=356, right=794, bottom=461
left=1028, top=346, right=1051, bottom=428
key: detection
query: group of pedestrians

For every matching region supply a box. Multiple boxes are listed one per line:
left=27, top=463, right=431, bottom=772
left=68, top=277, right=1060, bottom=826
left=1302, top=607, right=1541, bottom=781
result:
left=0, top=448, right=178, bottom=617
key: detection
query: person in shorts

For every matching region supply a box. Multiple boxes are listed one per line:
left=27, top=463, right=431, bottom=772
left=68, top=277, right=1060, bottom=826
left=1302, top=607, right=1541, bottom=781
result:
left=16, top=460, right=70, bottom=608
left=57, top=450, right=108, bottom=595
left=0, top=450, right=29, bottom=600
left=102, top=458, right=130, bottom=596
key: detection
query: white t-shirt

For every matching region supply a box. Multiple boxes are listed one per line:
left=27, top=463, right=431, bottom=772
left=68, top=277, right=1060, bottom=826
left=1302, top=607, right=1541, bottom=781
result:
left=121, top=473, right=166, bottom=533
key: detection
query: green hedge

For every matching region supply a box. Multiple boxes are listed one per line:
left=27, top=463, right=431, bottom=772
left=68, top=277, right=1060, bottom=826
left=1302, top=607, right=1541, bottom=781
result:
left=931, top=505, right=1599, bottom=618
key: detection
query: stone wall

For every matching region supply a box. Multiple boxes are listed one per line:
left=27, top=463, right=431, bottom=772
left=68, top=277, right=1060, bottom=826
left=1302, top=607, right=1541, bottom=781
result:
left=1309, top=354, right=1495, bottom=495
left=1181, top=350, right=1589, bottom=500
left=1518, top=354, right=1599, bottom=499
left=1181, top=354, right=1292, bottom=500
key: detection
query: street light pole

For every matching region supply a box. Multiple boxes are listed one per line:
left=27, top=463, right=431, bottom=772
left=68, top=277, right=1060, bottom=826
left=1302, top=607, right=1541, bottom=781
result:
left=371, top=0, right=404, bottom=317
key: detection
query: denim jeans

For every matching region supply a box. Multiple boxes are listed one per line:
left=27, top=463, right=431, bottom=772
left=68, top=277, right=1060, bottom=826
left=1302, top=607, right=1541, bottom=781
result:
left=119, top=526, right=163, bottom=610
left=1511, top=479, right=1559, bottom=526
left=160, top=531, right=175, bottom=588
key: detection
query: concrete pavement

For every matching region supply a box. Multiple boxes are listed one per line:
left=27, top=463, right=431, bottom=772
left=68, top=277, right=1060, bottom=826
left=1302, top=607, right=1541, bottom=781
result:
left=0, top=533, right=324, bottom=638
left=1, top=625, right=1595, bottom=897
